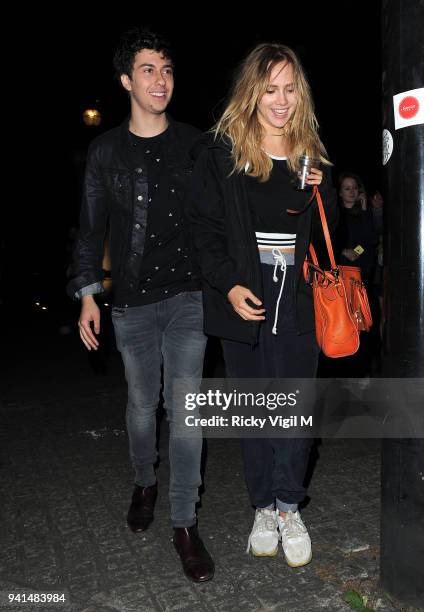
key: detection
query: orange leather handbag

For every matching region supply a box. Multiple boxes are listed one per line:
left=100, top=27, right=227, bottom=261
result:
left=303, top=187, right=372, bottom=358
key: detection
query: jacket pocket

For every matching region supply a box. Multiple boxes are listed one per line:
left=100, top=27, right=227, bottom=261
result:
left=107, top=170, right=132, bottom=211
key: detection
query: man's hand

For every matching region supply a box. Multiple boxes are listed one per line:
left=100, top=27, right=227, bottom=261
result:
left=227, top=285, right=266, bottom=321
left=78, top=295, right=100, bottom=350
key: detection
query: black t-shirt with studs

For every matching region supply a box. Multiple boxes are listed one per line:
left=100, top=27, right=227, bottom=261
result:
left=116, top=129, right=199, bottom=307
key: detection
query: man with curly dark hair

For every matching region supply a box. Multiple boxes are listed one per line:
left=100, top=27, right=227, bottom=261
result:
left=67, top=27, right=214, bottom=583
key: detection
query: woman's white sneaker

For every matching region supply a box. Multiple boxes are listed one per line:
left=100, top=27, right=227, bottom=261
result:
left=246, top=508, right=279, bottom=556
left=277, top=511, right=312, bottom=567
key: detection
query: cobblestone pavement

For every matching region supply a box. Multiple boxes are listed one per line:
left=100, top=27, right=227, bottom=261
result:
left=0, top=323, right=417, bottom=612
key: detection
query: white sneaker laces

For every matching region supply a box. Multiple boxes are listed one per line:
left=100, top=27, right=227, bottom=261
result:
left=246, top=510, right=276, bottom=553
left=279, top=511, right=307, bottom=540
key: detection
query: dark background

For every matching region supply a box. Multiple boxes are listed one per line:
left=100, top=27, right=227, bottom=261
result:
left=2, top=4, right=382, bottom=318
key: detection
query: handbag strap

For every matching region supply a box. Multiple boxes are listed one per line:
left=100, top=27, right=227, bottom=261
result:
left=313, top=187, right=337, bottom=271
left=288, top=186, right=337, bottom=272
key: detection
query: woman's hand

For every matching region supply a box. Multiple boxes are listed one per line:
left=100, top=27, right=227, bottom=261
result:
left=227, top=285, right=266, bottom=321
left=306, top=167, right=323, bottom=186
left=358, top=192, right=367, bottom=211
left=342, top=248, right=360, bottom=262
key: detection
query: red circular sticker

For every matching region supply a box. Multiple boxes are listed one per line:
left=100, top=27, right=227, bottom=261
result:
left=399, top=96, right=420, bottom=119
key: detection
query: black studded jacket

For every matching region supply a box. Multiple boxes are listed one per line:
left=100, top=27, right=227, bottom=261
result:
left=67, top=117, right=201, bottom=306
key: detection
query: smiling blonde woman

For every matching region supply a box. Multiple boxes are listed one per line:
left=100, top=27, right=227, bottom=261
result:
left=188, top=42, right=338, bottom=567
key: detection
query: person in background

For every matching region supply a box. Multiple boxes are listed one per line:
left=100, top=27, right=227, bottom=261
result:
left=334, top=172, right=380, bottom=376
left=336, top=172, right=379, bottom=286
left=370, top=190, right=385, bottom=341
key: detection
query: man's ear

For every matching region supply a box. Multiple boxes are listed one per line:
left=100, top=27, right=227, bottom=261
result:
left=120, top=74, right=132, bottom=92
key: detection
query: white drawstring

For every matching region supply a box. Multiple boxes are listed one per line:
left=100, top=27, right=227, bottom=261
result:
left=271, top=248, right=287, bottom=335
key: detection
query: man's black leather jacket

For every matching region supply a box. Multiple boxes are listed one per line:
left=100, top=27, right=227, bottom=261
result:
left=67, top=117, right=200, bottom=299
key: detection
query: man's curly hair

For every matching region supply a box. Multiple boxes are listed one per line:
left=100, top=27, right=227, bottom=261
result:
left=113, top=27, right=173, bottom=79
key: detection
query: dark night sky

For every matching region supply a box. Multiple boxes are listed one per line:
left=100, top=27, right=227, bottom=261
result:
left=60, top=5, right=382, bottom=173
left=6, top=4, right=382, bottom=305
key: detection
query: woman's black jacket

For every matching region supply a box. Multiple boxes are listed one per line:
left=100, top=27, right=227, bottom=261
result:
left=186, top=138, right=338, bottom=345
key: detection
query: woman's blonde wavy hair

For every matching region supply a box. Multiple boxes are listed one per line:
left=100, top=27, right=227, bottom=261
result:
left=214, top=42, right=331, bottom=181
